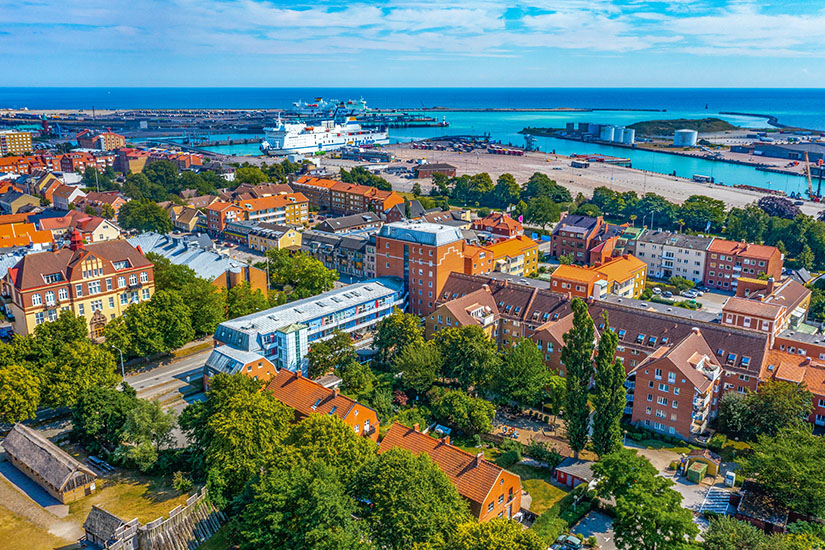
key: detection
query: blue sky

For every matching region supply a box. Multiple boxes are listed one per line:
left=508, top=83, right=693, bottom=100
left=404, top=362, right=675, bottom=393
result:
left=2, top=0, right=824, bottom=87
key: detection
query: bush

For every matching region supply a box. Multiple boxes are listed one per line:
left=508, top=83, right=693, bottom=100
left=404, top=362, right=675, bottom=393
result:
left=708, top=433, right=727, bottom=453
left=559, top=499, right=591, bottom=526
left=499, top=438, right=524, bottom=455
left=173, top=471, right=193, bottom=493
left=496, top=449, right=522, bottom=468
left=525, top=440, right=563, bottom=469
left=587, top=535, right=598, bottom=547
left=471, top=434, right=482, bottom=447
left=531, top=512, right=568, bottom=544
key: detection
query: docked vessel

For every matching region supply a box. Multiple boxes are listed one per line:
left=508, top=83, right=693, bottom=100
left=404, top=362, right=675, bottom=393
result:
left=260, top=117, right=389, bottom=155
left=291, top=97, right=368, bottom=118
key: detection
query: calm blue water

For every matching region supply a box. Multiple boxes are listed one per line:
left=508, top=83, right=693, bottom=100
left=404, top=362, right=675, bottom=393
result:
left=5, top=87, right=822, bottom=194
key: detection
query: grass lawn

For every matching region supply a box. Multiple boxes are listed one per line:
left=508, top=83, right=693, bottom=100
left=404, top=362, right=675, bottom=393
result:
left=68, top=472, right=191, bottom=525
left=638, top=439, right=696, bottom=455
left=506, top=463, right=569, bottom=515
left=0, top=507, right=76, bottom=550
left=199, top=524, right=234, bottom=550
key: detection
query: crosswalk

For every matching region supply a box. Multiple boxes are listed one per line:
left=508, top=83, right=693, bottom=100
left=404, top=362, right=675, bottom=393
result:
left=699, top=487, right=732, bottom=515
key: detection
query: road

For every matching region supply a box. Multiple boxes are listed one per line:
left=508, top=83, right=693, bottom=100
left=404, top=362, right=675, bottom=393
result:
left=125, top=349, right=211, bottom=396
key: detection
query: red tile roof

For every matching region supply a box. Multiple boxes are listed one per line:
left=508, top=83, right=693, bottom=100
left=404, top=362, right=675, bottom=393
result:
left=265, top=369, right=370, bottom=423
left=379, top=423, right=512, bottom=506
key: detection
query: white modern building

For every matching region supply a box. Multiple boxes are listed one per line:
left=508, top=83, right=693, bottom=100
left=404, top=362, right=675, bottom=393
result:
left=213, top=277, right=405, bottom=372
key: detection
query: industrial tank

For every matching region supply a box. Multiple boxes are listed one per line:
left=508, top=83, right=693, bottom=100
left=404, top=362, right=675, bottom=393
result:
left=599, top=125, right=615, bottom=142
left=623, top=128, right=636, bottom=145
left=613, top=128, right=625, bottom=143
left=673, top=129, right=699, bottom=147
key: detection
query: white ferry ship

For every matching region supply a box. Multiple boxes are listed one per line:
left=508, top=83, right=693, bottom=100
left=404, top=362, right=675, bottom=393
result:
left=291, top=97, right=368, bottom=118
left=260, top=117, right=389, bottom=155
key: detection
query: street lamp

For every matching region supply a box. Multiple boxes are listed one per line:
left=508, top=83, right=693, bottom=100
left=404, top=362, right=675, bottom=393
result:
left=110, top=344, right=125, bottom=379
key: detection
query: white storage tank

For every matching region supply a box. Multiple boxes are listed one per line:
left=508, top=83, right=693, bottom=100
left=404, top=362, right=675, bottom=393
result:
left=600, top=125, right=615, bottom=142
left=674, top=129, right=698, bottom=147
left=613, top=128, right=625, bottom=143
left=623, top=128, right=636, bottom=145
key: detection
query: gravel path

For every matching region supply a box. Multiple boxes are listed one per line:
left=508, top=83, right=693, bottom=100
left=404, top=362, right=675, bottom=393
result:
left=0, top=475, right=82, bottom=541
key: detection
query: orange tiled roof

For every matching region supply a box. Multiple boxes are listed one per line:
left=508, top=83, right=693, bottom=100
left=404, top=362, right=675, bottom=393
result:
left=295, top=176, right=340, bottom=189
left=379, top=423, right=511, bottom=506
left=708, top=239, right=779, bottom=260
left=762, top=349, right=825, bottom=397
left=551, top=264, right=603, bottom=285
left=593, top=254, right=646, bottom=281
left=486, top=235, right=537, bottom=258
left=237, top=192, right=308, bottom=212
left=0, top=223, right=53, bottom=247
left=266, top=370, right=368, bottom=422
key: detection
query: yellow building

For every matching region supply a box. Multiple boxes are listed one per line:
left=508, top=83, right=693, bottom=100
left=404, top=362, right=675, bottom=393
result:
left=486, top=235, right=539, bottom=277
left=0, top=130, right=33, bottom=155
left=247, top=223, right=302, bottom=252
left=549, top=254, right=647, bottom=300
left=1, top=233, right=154, bottom=337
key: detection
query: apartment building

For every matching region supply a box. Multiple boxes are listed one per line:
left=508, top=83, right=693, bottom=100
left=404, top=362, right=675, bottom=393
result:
left=2, top=233, right=155, bottom=337
left=77, top=191, right=128, bottom=215
left=213, top=278, right=404, bottom=372
left=39, top=211, right=121, bottom=242
left=58, top=151, right=116, bottom=173
left=550, top=255, right=647, bottom=300
left=550, top=214, right=621, bottom=263
left=205, top=201, right=244, bottom=236
left=301, top=230, right=376, bottom=280
left=291, top=176, right=337, bottom=210
left=425, top=286, right=499, bottom=339
left=51, top=184, right=86, bottom=211
left=379, top=423, right=522, bottom=522
left=76, top=130, right=126, bottom=151
left=471, top=212, right=523, bottom=237
left=330, top=182, right=404, bottom=217
left=721, top=278, right=810, bottom=336
left=236, top=192, right=308, bottom=226
left=247, top=223, right=302, bottom=252
left=376, top=221, right=478, bottom=315
left=632, top=230, right=712, bottom=283
left=628, top=329, right=723, bottom=441
left=0, top=131, right=33, bottom=155
left=316, top=212, right=382, bottom=234
left=761, top=350, right=825, bottom=429
left=486, top=235, right=539, bottom=277
left=704, top=239, right=783, bottom=291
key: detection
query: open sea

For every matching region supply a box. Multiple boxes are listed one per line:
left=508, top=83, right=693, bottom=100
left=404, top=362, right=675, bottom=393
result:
left=3, top=87, right=824, bottom=194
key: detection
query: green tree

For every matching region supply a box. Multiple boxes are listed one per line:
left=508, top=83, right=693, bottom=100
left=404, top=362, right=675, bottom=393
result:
left=724, top=204, right=770, bottom=244
left=373, top=309, right=423, bottom=368
left=284, top=414, right=376, bottom=484
left=354, top=447, right=470, bottom=549
left=522, top=172, right=571, bottom=203
left=117, top=399, right=177, bottom=471
left=718, top=380, right=813, bottom=440
left=392, top=340, right=443, bottom=395
left=179, top=373, right=293, bottom=504
left=679, top=195, right=727, bottom=232
left=234, top=166, right=269, bottom=184
left=591, top=313, right=625, bottom=457
left=41, top=341, right=119, bottom=408
left=742, top=424, right=825, bottom=516
left=337, top=359, right=374, bottom=393
left=493, top=173, right=521, bottom=207
left=340, top=166, right=392, bottom=191
left=522, top=196, right=561, bottom=229
left=429, top=388, right=495, bottom=435
left=412, top=182, right=423, bottom=196
left=632, top=193, right=677, bottom=229
left=260, top=248, right=338, bottom=300
left=306, top=330, right=356, bottom=379
left=71, top=384, right=138, bottom=455
left=118, top=200, right=173, bottom=233
left=561, top=298, right=595, bottom=457
left=496, top=338, right=550, bottom=406
left=703, top=516, right=770, bottom=550
left=434, top=325, right=500, bottom=392
left=613, top=475, right=699, bottom=550
left=238, top=460, right=373, bottom=550
left=30, top=310, right=89, bottom=360
left=0, top=364, right=41, bottom=424
left=224, top=281, right=269, bottom=319
left=592, top=448, right=659, bottom=501
left=545, top=374, right=567, bottom=414
left=798, top=244, right=815, bottom=270
left=669, top=276, right=695, bottom=293
left=143, top=160, right=179, bottom=189
left=453, top=518, right=545, bottom=550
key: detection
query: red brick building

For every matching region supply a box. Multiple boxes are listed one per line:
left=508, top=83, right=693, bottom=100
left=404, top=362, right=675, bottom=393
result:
left=206, top=201, right=244, bottom=236
left=628, top=329, right=723, bottom=441
left=471, top=212, right=523, bottom=237
left=704, top=239, right=783, bottom=291
left=550, top=214, right=620, bottom=263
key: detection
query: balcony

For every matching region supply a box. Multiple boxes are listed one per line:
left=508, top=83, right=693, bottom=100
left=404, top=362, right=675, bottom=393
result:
left=480, top=313, right=496, bottom=327
left=690, top=419, right=708, bottom=434
left=624, top=406, right=633, bottom=415
left=693, top=394, right=710, bottom=409
left=691, top=410, right=707, bottom=422
left=624, top=381, right=635, bottom=390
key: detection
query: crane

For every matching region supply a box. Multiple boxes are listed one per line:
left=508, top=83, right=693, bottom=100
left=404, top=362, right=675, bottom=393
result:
left=805, top=151, right=815, bottom=200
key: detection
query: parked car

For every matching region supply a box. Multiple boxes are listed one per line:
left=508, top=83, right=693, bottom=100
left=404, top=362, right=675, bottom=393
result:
left=552, top=535, right=583, bottom=549
left=652, top=287, right=662, bottom=295
left=662, top=290, right=673, bottom=298
left=680, top=289, right=699, bottom=298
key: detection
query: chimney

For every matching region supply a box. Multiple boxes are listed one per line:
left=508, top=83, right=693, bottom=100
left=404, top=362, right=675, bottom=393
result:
left=295, top=369, right=302, bottom=379
left=413, top=423, right=420, bottom=432
left=803, top=357, right=812, bottom=366
left=475, top=452, right=484, bottom=467
left=443, top=435, right=450, bottom=445
left=766, top=277, right=775, bottom=294
left=332, top=388, right=339, bottom=398
left=691, top=327, right=701, bottom=336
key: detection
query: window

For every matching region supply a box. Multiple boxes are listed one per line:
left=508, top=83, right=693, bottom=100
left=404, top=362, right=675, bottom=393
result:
left=672, top=400, right=678, bottom=409
left=646, top=406, right=652, bottom=415
left=120, top=293, right=128, bottom=305
left=498, top=495, right=504, bottom=504
left=75, top=283, right=83, bottom=297
left=88, top=280, right=101, bottom=294
left=668, top=372, right=676, bottom=383
left=657, top=396, right=668, bottom=406
left=488, top=502, right=494, bottom=512
left=91, top=300, right=103, bottom=312
left=58, top=288, right=68, bottom=301
left=118, top=276, right=125, bottom=288
left=35, top=312, right=44, bottom=325
left=142, top=288, right=150, bottom=300
left=129, top=274, right=137, bottom=285
left=674, top=387, right=680, bottom=396
left=31, top=293, right=42, bottom=306
left=45, top=291, right=55, bottom=305
left=78, top=303, right=85, bottom=315
left=108, top=297, right=115, bottom=309
left=106, top=278, right=112, bottom=291
left=647, top=394, right=653, bottom=402
left=656, top=409, right=666, bottom=418
left=658, top=383, right=669, bottom=392
left=654, top=368, right=662, bottom=380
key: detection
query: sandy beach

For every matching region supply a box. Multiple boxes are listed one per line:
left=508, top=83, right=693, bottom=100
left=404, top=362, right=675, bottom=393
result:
left=322, top=144, right=825, bottom=218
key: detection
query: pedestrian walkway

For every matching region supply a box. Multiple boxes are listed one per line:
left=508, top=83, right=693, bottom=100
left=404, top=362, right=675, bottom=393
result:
left=699, top=486, right=732, bottom=516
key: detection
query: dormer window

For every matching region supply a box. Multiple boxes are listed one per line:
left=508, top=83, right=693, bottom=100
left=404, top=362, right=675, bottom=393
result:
left=312, top=398, right=321, bottom=410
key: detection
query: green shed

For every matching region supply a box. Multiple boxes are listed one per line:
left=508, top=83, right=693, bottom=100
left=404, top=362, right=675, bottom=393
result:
left=687, top=461, right=708, bottom=483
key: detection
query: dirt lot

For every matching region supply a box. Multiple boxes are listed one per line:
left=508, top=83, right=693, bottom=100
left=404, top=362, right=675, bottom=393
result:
left=323, top=145, right=825, bottom=218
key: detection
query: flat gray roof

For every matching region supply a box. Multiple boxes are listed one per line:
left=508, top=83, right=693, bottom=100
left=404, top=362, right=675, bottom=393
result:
left=378, top=221, right=464, bottom=247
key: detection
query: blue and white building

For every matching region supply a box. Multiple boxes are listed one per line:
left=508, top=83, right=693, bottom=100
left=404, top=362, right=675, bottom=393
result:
left=213, top=277, right=405, bottom=373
